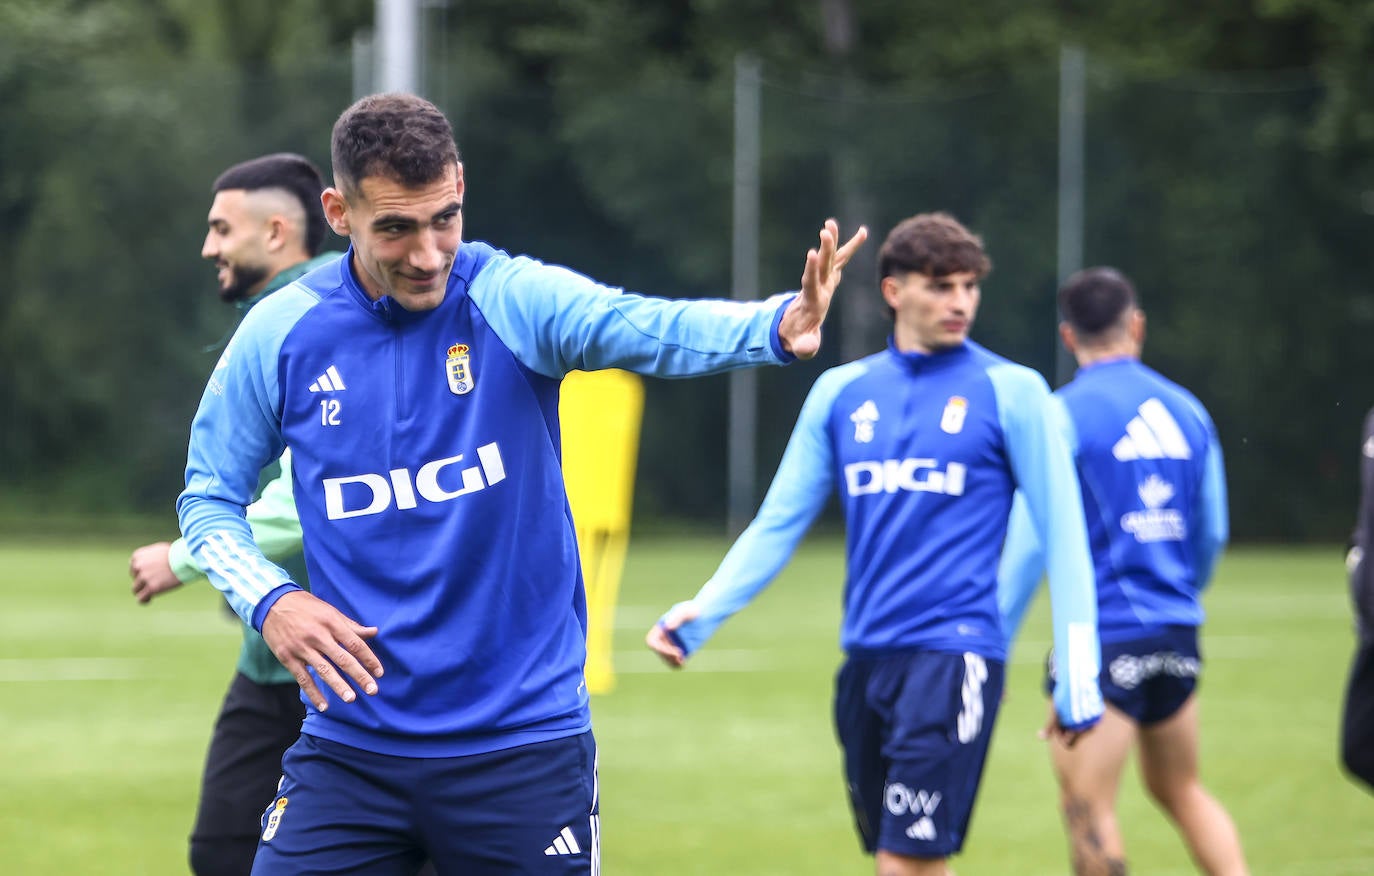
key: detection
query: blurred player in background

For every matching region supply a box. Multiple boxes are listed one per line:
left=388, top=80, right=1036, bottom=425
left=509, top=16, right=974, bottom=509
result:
left=176, top=92, right=867, bottom=874
left=1340, top=405, right=1374, bottom=792
left=648, top=212, right=1103, bottom=876
left=999, top=266, right=1248, bottom=875
left=126, top=153, right=357, bottom=876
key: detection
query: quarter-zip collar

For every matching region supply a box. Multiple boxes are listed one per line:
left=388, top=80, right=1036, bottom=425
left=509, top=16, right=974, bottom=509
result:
left=885, top=335, right=973, bottom=374
left=338, top=243, right=484, bottom=326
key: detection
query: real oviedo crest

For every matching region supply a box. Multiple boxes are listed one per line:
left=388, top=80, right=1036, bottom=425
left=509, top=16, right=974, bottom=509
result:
left=446, top=343, right=474, bottom=395
left=940, top=396, right=968, bottom=434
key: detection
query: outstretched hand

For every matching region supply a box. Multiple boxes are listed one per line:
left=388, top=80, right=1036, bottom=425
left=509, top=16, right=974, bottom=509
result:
left=777, top=219, right=869, bottom=360
left=644, top=602, right=701, bottom=669
left=261, top=589, right=383, bottom=711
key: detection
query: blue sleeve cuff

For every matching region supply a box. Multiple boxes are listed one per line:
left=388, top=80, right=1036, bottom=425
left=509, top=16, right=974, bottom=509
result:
left=769, top=294, right=799, bottom=364
left=250, top=582, right=304, bottom=632
left=1059, top=713, right=1103, bottom=734
left=662, top=622, right=692, bottom=658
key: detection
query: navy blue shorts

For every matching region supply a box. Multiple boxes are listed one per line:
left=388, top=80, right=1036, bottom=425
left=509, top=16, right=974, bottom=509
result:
left=834, top=650, right=1005, bottom=859
left=1045, top=625, right=1200, bottom=726
left=251, top=731, right=599, bottom=875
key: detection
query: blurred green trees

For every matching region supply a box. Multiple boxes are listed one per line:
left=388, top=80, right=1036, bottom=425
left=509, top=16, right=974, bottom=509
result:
left=1, top=0, right=1370, bottom=538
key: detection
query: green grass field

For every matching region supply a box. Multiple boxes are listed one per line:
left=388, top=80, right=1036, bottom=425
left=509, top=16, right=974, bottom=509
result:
left=2, top=536, right=1369, bottom=874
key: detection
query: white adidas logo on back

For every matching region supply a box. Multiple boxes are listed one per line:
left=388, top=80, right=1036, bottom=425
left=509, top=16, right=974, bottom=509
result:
left=308, top=365, right=347, bottom=393
left=1112, top=398, right=1190, bottom=461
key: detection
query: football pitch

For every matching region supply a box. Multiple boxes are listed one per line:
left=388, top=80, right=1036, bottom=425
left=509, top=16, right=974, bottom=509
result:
left=1, top=535, right=1369, bottom=874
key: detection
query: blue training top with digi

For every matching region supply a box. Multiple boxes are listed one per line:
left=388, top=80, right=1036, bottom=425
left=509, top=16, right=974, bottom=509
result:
left=662, top=339, right=1104, bottom=730
left=177, top=240, right=799, bottom=758
left=999, top=357, right=1229, bottom=644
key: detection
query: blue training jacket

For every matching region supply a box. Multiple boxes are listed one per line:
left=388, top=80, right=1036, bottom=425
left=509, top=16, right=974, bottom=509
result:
left=999, top=357, right=1229, bottom=645
left=662, top=339, right=1104, bottom=730
left=177, top=241, right=798, bottom=758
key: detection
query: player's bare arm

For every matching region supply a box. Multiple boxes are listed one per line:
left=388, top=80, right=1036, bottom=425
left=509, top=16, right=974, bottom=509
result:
left=777, top=219, right=869, bottom=360
left=128, top=541, right=185, bottom=604
left=261, top=589, right=383, bottom=711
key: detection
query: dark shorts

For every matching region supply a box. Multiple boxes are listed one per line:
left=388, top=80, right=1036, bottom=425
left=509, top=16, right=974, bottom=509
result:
left=250, top=731, right=599, bottom=876
left=189, top=672, right=304, bottom=876
left=1341, top=637, right=1374, bottom=790
left=1045, top=626, right=1200, bottom=726
left=834, top=650, right=1005, bottom=859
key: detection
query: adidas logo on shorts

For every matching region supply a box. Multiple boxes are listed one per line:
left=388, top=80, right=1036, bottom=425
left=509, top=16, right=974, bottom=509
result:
left=544, top=826, right=581, bottom=856
left=906, top=816, right=937, bottom=841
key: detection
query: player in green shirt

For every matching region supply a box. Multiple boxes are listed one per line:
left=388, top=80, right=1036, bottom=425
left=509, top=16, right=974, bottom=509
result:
left=128, top=153, right=336, bottom=876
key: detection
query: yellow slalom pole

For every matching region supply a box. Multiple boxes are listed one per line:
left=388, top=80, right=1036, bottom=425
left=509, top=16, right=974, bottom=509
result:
left=560, top=369, right=645, bottom=695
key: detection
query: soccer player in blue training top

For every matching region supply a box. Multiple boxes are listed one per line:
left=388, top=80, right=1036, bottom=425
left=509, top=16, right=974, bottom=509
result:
left=998, top=266, right=1249, bottom=875
left=647, top=212, right=1104, bottom=876
left=176, top=91, right=867, bottom=875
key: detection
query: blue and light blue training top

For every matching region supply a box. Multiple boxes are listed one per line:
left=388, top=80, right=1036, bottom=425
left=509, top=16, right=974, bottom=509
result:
left=999, top=357, right=1229, bottom=645
left=662, top=339, right=1104, bottom=730
left=178, top=240, right=797, bottom=758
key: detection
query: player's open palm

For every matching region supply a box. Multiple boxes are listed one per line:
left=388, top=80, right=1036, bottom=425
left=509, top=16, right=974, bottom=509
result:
left=261, top=589, right=383, bottom=711
left=778, top=219, right=868, bottom=360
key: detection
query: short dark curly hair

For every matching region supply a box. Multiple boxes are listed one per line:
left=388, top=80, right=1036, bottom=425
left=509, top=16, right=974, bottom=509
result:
left=331, top=93, right=461, bottom=198
left=878, top=212, right=992, bottom=283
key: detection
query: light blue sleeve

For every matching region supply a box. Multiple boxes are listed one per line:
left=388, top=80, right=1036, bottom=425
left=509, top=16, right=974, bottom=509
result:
left=997, top=491, right=1044, bottom=645
left=167, top=449, right=303, bottom=586
left=1191, top=421, right=1230, bottom=590
left=998, top=401, right=1083, bottom=643
left=469, top=256, right=795, bottom=380
left=661, top=363, right=864, bottom=656
left=175, top=286, right=316, bottom=631
left=990, top=367, right=1103, bottom=730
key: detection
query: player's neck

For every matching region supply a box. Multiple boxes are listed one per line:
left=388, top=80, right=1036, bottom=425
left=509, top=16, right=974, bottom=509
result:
left=1074, top=343, right=1139, bottom=367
